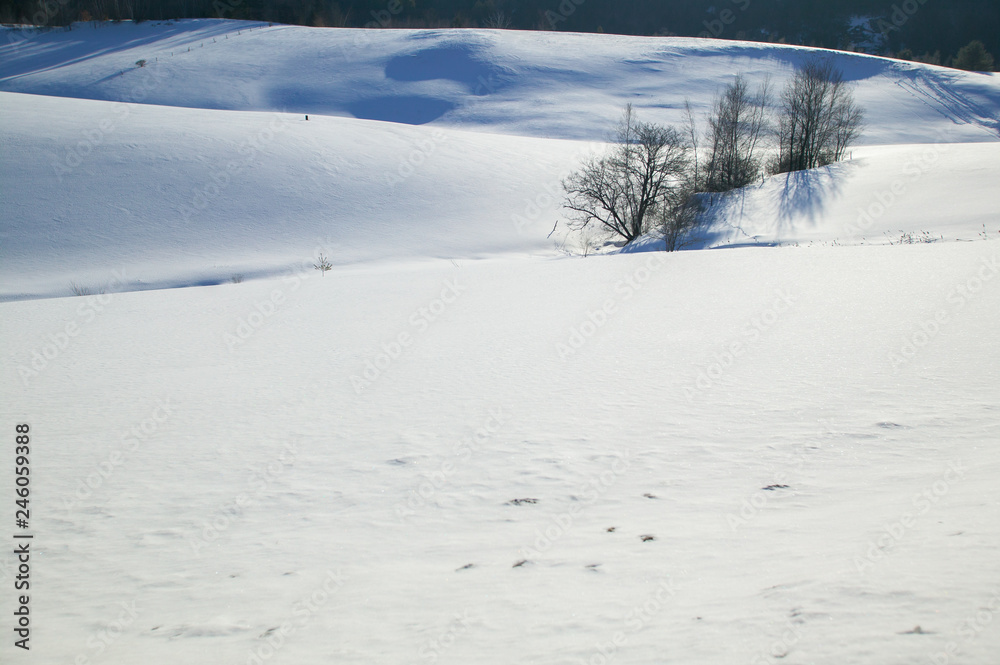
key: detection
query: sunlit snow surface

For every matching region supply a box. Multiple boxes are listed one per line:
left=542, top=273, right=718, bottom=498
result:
left=1, top=19, right=999, bottom=665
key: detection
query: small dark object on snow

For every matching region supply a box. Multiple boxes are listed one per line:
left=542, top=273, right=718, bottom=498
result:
left=900, top=625, right=933, bottom=635
left=606, top=527, right=616, bottom=532
left=513, top=559, right=528, bottom=568
left=640, top=535, right=655, bottom=542
left=508, top=498, right=538, bottom=506
left=643, top=493, right=658, bottom=499
left=305, top=115, right=309, bottom=120
left=457, top=563, right=474, bottom=571
left=762, top=484, right=790, bottom=491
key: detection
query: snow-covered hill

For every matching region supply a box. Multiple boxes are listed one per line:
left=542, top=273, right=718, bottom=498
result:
left=2, top=21, right=999, bottom=299
left=2, top=20, right=999, bottom=143
left=1, top=19, right=999, bottom=665
left=0, top=90, right=591, bottom=298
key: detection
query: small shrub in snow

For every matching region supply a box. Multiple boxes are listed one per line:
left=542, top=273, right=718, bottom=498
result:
left=313, top=254, right=333, bottom=275
left=69, top=282, right=107, bottom=296
left=887, top=230, right=940, bottom=245
left=135, top=59, right=146, bottom=68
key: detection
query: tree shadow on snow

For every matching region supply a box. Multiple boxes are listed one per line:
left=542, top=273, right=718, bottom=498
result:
left=774, top=161, right=852, bottom=232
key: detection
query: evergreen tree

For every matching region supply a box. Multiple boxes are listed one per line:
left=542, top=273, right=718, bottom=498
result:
left=953, top=40, right=996, bottom=72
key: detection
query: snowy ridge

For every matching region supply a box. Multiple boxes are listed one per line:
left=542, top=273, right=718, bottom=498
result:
left=2, top=20, right=999, bottom=142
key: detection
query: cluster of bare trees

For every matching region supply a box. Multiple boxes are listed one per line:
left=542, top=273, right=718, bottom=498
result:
left=703, top=75, right=771, bottom=192
left=775, top=60, right=865, bottom=173
left=563, top=58, right=865, bottom=251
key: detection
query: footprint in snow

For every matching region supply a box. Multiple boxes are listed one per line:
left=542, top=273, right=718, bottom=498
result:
left=508, top=498, right=538, bottom=506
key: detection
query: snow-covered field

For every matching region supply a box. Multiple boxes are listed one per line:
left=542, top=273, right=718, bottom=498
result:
left=1, top=19, right=999, bottom=665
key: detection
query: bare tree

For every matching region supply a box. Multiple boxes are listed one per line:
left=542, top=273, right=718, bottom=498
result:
left=775, top=59, right=864, bottom=173
left=563, top=105, right=691, bottom=245
left=704, top=74, right=771, bottom=192
left=683, top=100, right=702, bottom=191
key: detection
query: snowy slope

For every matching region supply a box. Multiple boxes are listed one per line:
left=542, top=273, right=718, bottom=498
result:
left=1, top=242, right=999, bottom=664
left=686, top=142, right=1000, bottom=249
left=2, top=20, right=1000, bottom=299
left=0, top=90, right=591, bottom=298
left=2, top=20, right=999, bottom=143
left=2, top=87, right=998, bottom=300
